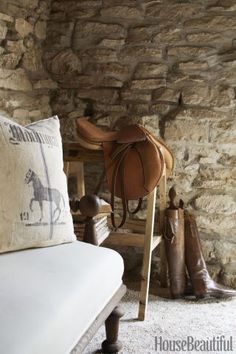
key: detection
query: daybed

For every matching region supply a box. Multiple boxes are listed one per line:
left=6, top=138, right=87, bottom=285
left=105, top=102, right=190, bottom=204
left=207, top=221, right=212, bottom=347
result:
left=0, top=114, right=126, bottom=354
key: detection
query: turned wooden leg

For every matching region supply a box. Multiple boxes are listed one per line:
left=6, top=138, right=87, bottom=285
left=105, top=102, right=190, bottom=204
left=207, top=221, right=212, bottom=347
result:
left=102, top=306, right=124, bottom=353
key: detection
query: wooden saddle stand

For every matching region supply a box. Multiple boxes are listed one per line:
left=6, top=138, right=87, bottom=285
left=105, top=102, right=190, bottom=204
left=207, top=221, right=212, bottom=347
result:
left=64, top=118, right=174, bottom=321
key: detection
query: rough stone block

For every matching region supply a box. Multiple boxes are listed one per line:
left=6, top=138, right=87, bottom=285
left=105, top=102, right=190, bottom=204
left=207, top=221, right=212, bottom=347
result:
left=0, top=21, right=7, bottom=39
left=47, top=21, right=74, bottom=48
left=34, top=20, right=47, bottom=40
left=214, top=241, right=236, bottom=264
left=0, top=12, right=13, bottom=22
left=186, top=32, right=222, bottom=43
left=153, top=88, right=180, bottom=103
left=153, top=29, right=181, bottom=44
left=121, top=90, right=152, bottom=102
left=221, top=263, right=236, bottom=288
left=84, top=62, right=129, bottom=80
left=98, top=38, right=125, bottom=48
left=98, top=77, right=124, bottom=88
left=94, top=103, right=127, bottom=114
left=51, top=88, right=75, bottom=114
left=168, top=45, right=214, bottom=59
left=198, top=214, right=236, bottom=239
left=48, top=49, right=82, bottom=78
left=137, top=115, right=160, bottom=134
left=81, top=48, right=118, bottom=63
left=130, top=78, right=166, bottom=90
left=181, top=85, right=211, bottom=106
left=13, top=108, right=29, bottom=119
left=179, top=61, right=208, bottom=71
left=29, top=110, right=43, bottom=120
left=73, top=0, right=102, bottom=8
left=76, top=89, right=119, bottom=104
left=0, top=68, right=32, bottom=91
left=218, top=152, right=236, bottom=167
left=0, top=53, right=22, bottom=69
left=15, top=18, right=33, bottom=37
left=73, top=21, right=125, bottom=40
left=128, top=103, right=150, bottom=115
left=22, top=47, right=43, bottom=72
left=184, top=16, right=236, bottom=30
left=33, top=79, right=58, bottom=89
left=119, top=46, right=162, bottom=62
left=101, top=5, right=143, bottom=19
left=6, top=40, right=25, bottom=54
left=72, top=8, right=98, bottom=19
left=14, top=0, right=39, bottom=9
left=146, top=3, right=201, bottom=20
left=135, top=63, right=168, bottom=78
left=127, top=25, right=158, bottom=43
left=173, top=108, right=230, bottom=121
left=103, top=0, right=137, bottom=7
left=165, top=119, right=209, bottom=143
left=209, top=119, right=236, bottom=144
left=195, top=194, right=236, bottom=215
left=151, top=103, right=174, bottom=116
left=51, top=1, right=99, bottom=19
left=193, top=165, right=236, bottom=189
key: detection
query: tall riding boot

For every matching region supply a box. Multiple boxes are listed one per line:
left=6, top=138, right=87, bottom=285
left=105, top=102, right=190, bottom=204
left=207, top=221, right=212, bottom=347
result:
left=164, top=189, right=186, bottom=299
left=185, top=211, right=236, bottom=299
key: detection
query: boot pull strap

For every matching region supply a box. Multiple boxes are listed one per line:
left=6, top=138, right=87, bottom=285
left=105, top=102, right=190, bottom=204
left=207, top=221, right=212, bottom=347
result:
left=163, top=216, right=176, bottom=244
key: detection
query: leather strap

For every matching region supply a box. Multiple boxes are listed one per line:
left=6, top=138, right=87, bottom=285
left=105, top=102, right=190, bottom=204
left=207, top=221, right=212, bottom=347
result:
left=110, top=143, right=132, bottom=229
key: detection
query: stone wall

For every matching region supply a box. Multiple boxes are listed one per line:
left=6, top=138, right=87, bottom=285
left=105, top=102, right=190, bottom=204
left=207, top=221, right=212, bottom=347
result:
left=45, top=0, right=236, bottom=287
left=0, top=0, right=55, bottom=123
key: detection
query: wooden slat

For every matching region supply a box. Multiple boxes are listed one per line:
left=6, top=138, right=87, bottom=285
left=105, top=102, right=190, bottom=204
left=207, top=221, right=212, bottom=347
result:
left=104, top=232, right=161, bottom=250
left=63, top=144, right=104, bottom=162
left=108, top=217, right=159, bottom=234
left=104, top=232, right=145, bottom=247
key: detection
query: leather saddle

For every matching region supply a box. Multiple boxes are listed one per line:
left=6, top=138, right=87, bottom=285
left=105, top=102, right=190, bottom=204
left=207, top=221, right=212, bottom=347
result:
left=76, top=118, right=174, bottom=228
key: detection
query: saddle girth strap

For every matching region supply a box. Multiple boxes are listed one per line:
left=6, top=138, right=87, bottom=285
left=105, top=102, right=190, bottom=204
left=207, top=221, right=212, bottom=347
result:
left=110, top=143, right=132, bottom=229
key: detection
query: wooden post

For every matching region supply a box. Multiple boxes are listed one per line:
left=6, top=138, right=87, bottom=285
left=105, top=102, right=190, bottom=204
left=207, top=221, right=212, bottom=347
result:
left=102, top=306, right=124, bottom=353
left=159, top=165, right=168, bottom=287
left=67, top=161, right=85, bottom=197
left=138, top=187, right=156, bottom=321
left=79, top=195, right=101, bottom=246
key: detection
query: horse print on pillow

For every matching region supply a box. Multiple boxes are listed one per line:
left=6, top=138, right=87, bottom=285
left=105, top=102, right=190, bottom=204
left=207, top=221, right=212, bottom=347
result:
left=0, top=114, right=76, bottom=253
left=25, top=169, right=65, bottom=224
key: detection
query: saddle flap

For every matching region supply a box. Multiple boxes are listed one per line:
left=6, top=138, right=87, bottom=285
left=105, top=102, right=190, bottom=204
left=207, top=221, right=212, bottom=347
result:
left=138, top=125, right=174, bottom=172
left=103, top=137, right=164, bottom=200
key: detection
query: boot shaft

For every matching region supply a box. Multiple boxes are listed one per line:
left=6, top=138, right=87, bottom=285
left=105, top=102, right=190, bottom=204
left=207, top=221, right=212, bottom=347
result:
left=164, top=208, right=186, bottom=298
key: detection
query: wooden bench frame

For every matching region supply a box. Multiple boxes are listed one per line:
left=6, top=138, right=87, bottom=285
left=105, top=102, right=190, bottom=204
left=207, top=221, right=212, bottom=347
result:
left=72, top=195, right=126, bottom=353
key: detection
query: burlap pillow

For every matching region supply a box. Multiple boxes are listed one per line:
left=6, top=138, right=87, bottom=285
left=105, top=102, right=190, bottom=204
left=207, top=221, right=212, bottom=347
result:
left=0, top=115, right=76, bottom=253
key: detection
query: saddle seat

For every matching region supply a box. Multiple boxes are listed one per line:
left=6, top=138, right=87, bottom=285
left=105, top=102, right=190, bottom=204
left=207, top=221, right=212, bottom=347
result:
left=76, top=118, right=174, bottom=173
left=76, top=117, right=174, bottom=228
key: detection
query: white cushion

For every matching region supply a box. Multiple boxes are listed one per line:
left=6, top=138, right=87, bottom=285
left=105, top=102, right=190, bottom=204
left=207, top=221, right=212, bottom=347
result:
left=0, top=115, right=75, bottom=253
left=0, top=241, right=124, bottom=354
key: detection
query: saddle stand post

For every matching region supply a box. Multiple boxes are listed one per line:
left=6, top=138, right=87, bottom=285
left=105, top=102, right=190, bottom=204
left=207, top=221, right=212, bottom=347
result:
left=64, top=144, right=168, bottom=321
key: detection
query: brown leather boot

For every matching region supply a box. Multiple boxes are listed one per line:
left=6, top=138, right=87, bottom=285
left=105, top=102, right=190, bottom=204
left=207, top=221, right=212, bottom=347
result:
left=185, top=211, right=236, bottom=299
left=164, top=189, right=186, bottom=299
